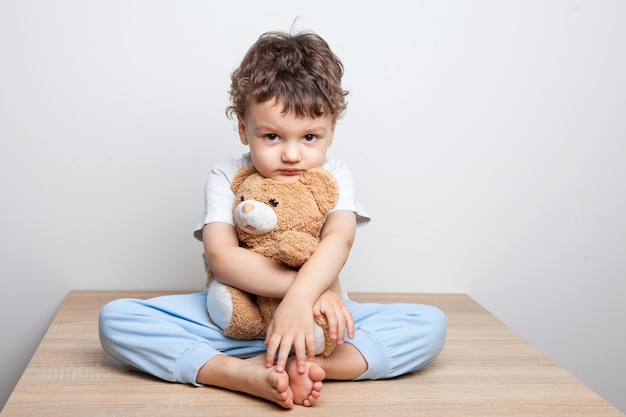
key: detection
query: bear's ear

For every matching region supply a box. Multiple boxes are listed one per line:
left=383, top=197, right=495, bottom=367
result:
left=300, top=168, right=339, bottom=214
left=231, top=166, right=259, bottom=193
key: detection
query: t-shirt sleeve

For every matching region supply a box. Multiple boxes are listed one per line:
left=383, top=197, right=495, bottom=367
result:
left=193, top=156, right=251, bottom=241
left=324, top=160, right=371, bottom=226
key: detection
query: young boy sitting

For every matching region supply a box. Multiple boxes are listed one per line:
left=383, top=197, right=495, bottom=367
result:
left=99, top=30, right=447, bottom=409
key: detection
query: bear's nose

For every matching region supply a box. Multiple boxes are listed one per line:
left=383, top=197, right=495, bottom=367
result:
left=242, top=203, right=254, bottom=214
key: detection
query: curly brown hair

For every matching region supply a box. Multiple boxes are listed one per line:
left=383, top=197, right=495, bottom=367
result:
left=227, top=31, right=348, bottom=122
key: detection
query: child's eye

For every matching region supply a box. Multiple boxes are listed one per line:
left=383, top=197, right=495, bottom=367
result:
left=303, top=134, right=318, bottom=143
left=265, top=134, right=279, bottom=141
left=268, top=199, right=278, bottom=207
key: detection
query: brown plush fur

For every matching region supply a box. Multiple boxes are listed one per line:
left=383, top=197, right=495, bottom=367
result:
left=207, top=166, right=341, bottom=357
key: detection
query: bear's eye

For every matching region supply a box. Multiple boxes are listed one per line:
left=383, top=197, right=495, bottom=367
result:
left=268, top=198, right=279, bottom=207
left=240, top=196, right=245, bottom=202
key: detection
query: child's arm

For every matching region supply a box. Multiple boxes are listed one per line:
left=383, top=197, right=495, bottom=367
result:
left=202, top=222, right=296, bottom=298
left=264, top=209, right=357, bottom=373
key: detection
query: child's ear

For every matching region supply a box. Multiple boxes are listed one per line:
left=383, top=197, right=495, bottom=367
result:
left=237, top=115, right=249, bottom=145
left=327, top=120, right=337, bottom=147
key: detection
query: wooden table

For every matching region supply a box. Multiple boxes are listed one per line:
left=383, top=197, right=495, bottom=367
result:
left=1, top=291, right=623, bottom=416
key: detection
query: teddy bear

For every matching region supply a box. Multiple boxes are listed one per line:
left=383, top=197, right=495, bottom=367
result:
left=206, top=165, right=341, bottom=357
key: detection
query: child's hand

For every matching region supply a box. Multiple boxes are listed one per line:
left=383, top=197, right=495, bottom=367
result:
left=265, top=296, right=316, bottom=374
left=313, top=289, right=354, bottom=344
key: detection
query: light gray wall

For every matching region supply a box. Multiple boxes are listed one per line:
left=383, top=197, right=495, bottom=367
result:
left=1, top=0, right=624, bottom=412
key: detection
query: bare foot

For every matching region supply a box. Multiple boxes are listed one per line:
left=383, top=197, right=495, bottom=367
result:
left=241, top=356, right=295, bottom=409
left=287, top=359, right=326, bottom=406
left=197, top=355, right=294, bottom=409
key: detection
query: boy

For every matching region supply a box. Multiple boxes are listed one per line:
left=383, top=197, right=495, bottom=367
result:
left=99, top=30, right=446, bottom=409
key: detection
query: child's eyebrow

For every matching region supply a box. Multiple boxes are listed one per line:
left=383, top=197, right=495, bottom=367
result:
left=254, top=123, right=328, bottom=134
left=254, top=123, right=280, bottom=132
left=305, top=127, right=328, bottom=135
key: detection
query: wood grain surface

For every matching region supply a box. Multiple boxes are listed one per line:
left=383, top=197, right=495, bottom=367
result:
left=1, top=291, right=622, bottom=416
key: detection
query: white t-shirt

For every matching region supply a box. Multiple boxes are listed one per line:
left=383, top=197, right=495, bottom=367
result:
left=193, top=153, right=370, bottom=241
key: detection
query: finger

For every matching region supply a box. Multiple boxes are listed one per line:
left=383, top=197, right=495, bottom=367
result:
left=313, top=300, right=322, bottom=317
left=264, top=322, right=273, bottom=346
left=265, top=327, right=279, bottom=369
left=344, top=306, right=355, bottom=339
left=319, top=303, right=337, bottom=340
left=275, top=337, right=294, bottom=373
left=306, top=333, right=316, bottom=362
left=334, top=306, right=347, bottom=343
left=290, top=336, right=308, bottom=374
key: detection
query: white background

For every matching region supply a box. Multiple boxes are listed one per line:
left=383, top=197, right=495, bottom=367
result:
left=1, top=0, right=625, bottom=412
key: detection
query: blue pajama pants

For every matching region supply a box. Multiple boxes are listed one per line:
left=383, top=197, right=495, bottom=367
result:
left=98, top=292, right=446, bottom=385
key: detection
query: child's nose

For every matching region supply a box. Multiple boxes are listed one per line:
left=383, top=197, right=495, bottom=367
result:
left=281, top=142, right=301, bottom=162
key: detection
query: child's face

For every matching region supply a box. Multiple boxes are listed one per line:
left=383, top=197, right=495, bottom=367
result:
left=237, top=99, right=335, bottom=182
